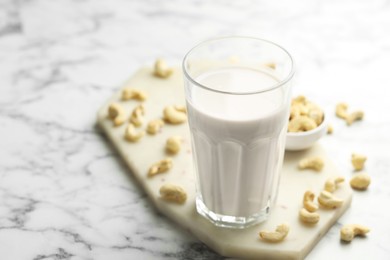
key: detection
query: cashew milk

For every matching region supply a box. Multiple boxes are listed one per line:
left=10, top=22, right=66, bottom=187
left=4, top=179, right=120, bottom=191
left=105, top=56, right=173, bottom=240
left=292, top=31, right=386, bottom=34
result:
left=187, top=67, right=288, bottom=217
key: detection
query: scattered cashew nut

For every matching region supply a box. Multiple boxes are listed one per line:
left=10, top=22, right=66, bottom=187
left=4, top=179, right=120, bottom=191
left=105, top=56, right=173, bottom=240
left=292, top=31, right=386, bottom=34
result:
left=264, top=62, right=276, bottom=69
left=298, top=157, right=324, bottom=172
left=335, top=102, right=364, bottom=125
left=324, top=176, right=345, bottom=193
left=124, top=123, right=145, bottom=142
left=259, top=223, right=290, bottom=243
left=166, top=136, right=182, bottom=154
left=350, top=173, right=371, bottom=190
left=154, top=59, right=174, bottom=78
left=159, top=183, right=187, bottom=204
left=163, top=105, right=187, bottom=124
left=113, top=114, right=126, bottom=127
left=130, top=104, right=145, bottom=127
left=317, top=190, right=343, bottom=208
left=351, top=153, right=367, bottom=171
left=303, top=191, right=318, bottom=212
left=327, top=124, right=333, bottom=134
left=299, top=208, right=320, bottom=224
left=340, top=224, right=370, bottom=242
left=336, top=103, right=348, bottom=119
left=108, top=103, right=126, bottom=127
left=148, top=158, right=173, bottom=177
left=146, top=119, right=165, bottom=135
left=346, top=111, right=364, bottom=126
left=122, top=88, right=147, bottom=101
left=174, top=105, right=187, bottom=113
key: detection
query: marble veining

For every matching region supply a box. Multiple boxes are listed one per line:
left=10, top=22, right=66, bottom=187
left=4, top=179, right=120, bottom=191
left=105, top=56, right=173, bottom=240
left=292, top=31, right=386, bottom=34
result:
left=0, top=0, right=389, bottom=259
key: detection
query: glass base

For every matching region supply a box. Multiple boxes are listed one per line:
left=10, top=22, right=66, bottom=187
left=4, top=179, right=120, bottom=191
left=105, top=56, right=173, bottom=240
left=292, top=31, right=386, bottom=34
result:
left=196, top=197, right=270, bottom=229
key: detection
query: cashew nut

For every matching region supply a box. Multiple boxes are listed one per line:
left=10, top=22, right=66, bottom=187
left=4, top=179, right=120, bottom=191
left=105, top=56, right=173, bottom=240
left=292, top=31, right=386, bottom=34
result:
left=324, top=176, right=345, bottom=193
left=289, top=96, right=324, bottom=131
left=259, top=223, right=290, bottom=243
left=174, top=105, right=187, bottom=113
left=264, top=62, right=276, bottom=69
left=124, top=123, right=145, bottom=142
left=299, top=208, right=320, bottom=224
left=154, top=59, right=173, bottom=78
left=298, top=156, right=324, bottom=172
left=113, top=114, right=126, bottom=127
left=317, top=190, right=343, bottom=208
left=351, top=153, right=367, bottom=171
left=292, top=95, right=307, bottom=106
left=122, top=88, right=147, bottom=101
left=148, top=158, right=173, bottom=177
left=166, top=136, right=182, bottom=154
left=336, top=103, right=348, bottom=119
left=350, top=173, right=371, bottom=190
left=346, top=111, right=364, bottom=126
left=288, top=116, right=317, bottom=132
left=327, top=124, right=333, bottom=134
left=163, top=105, right=187, bottom=124
left=290, top=105, right=301, bottom=120
left=159, top=183, right=187, bottom=204
left=307, top=107, right=324, bottom=126
left=340, top=224, right=370, bottom=242
left=303, top=191, right=318, bottom=212
left=146, top=119, right=165, bottom=135
left=130, top=104, right=145, bottom=127
left=108, top=103, right=126, bottom=127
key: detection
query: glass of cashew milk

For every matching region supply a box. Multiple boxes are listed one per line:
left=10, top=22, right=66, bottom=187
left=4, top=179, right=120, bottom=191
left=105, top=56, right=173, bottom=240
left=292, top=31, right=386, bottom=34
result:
left=182, top=37, right=294, bottom=228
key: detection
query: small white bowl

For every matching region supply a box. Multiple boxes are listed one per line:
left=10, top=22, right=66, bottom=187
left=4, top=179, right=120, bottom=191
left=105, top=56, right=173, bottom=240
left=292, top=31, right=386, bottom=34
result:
left=285, top=114, right=328, bottom=151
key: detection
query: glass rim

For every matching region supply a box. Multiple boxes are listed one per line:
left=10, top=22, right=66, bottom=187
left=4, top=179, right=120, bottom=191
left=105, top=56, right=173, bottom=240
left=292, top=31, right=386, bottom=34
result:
left=182, top=36, right=295, bottom=95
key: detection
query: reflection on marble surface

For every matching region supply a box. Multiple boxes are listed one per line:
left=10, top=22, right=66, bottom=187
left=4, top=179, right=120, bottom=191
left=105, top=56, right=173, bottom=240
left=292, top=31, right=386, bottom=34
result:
left=0, top=0, right=389, bottom=259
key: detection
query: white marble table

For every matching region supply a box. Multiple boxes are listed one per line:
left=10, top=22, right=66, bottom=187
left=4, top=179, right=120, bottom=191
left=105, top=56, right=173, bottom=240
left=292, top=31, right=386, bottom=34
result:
left=0, top=0, right=389, bottom=259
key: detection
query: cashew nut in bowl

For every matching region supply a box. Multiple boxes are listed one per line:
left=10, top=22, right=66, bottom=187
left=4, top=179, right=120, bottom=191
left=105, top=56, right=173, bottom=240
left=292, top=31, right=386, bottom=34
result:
left=259, top=223, right=290, bottom=243
left=288, top=116, right=317, bottom=132
left=163, top=105, right=187, bottom=124
left=340, top=224, right=370, bottom=242
left=286, top=96, right=328, bottom=151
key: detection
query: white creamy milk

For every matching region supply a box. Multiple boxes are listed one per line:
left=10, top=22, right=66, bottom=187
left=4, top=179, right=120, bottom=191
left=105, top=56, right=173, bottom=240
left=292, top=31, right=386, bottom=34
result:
left=187, top=67, right=288, bottom=217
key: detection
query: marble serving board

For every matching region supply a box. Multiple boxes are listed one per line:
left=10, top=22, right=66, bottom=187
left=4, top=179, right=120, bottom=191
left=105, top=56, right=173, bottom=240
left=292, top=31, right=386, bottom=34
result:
left=97, top=67, right=353, bottom=260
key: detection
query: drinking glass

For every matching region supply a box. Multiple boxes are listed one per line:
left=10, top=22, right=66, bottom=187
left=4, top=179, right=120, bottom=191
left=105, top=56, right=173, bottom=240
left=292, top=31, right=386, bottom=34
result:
left=183, top=37, right=294, bottom=228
